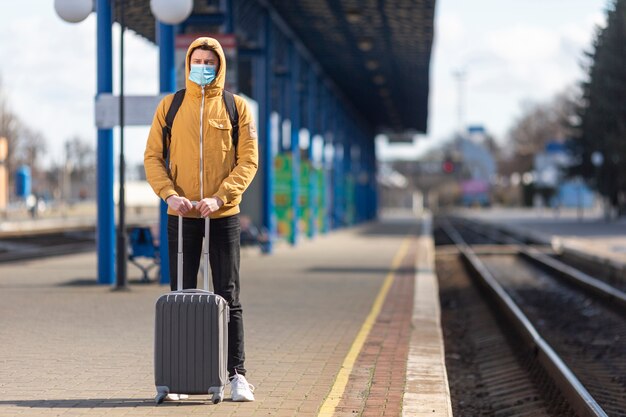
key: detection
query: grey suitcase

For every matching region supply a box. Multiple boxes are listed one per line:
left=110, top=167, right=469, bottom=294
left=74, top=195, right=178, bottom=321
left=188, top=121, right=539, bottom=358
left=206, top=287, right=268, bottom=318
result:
left=154, top=215, right=229, bottom=404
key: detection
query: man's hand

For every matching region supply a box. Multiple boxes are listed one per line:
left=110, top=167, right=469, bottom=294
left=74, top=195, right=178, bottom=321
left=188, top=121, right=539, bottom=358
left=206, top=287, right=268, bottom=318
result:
left=166, top=195, right=193, bottom=216
left=196, top=197, right=224, bottom=217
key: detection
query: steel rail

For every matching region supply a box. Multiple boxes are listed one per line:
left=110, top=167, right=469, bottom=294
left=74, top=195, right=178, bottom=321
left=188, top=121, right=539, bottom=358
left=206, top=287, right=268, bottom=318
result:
left=0, top=242, right=95, bottom=264
left=519, top=247, right=626, bottom=313
left=440, top=220, right=608, bottom=417
left=0, top=229, right=96, bottom=264
left=457, top=218, right=626, bottom=313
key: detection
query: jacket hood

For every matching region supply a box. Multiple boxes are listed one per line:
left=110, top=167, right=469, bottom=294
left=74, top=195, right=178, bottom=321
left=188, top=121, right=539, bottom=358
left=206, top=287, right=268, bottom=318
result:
left=185, top=37, right=226, bottom=93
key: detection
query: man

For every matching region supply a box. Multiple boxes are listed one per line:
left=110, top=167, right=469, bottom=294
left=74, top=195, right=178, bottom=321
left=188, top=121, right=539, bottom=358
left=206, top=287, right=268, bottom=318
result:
left=144, top=37, right=258, bottom=402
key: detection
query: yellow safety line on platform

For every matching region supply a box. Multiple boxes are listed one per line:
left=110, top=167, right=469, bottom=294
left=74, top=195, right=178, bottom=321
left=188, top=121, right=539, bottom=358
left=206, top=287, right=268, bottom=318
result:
left=317, top=236, right=411, bottom=417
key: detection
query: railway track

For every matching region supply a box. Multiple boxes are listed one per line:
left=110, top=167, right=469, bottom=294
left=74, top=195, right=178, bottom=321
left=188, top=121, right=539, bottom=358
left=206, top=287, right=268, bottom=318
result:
left=437, top=250, right=578, bottom=416
left=436, top=217, right=626, bottom=417
left=456, top=217, right=626, bottom=309
left=0, top=229, right=96, bottom=263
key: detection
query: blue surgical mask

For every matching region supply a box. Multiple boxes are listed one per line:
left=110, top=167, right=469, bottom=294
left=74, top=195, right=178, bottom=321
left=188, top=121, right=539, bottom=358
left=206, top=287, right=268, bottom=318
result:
left=189, top=64, right=216, bottom=86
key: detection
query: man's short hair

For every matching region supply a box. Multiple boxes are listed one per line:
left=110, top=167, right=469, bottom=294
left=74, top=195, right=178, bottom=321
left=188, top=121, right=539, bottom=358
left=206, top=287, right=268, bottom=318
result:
left=188, top=44, right=220, bottom=66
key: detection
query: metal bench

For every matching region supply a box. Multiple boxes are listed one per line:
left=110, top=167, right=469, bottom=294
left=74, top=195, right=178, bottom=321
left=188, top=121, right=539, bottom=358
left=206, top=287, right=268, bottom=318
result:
left=128, top=226, right=159, bottom=283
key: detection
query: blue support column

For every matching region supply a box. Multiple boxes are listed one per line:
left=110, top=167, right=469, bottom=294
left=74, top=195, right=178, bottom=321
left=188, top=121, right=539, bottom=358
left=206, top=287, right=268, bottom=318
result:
left=257, top=11, right=274, bottom=253
left=357, top=133, right=366, bottom=223
left=289, top=44, right=301, bottom=245
left=277, top=34, right=288, bottom=155
left=278, top=73, right=287, bottom=154
left=157, top=21, right=176, bottom=284
left=307, top=67, right=317, bottom=239
left=349, top=124, right=359, bottom=225
left=354, top=136, right=361, bottom=225
left=369, top=141, right=378, bottom=219
left=320, top=86, right=330, bottom=234
left=324, top=88, right=333, bottom=233
left=221, top=0, right=234, bottom=33
left=343, top=123, right=352, bottom=226
left=96, top=0, right=115, bottom=285
left=330, top=99, right=337, bottom=230
left=362, top=137, right=370, bottom=221
left=332, top=99, right=344, bottom=229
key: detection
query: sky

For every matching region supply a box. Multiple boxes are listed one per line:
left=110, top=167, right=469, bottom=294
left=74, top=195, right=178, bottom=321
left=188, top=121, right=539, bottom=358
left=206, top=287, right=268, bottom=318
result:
left=0, top=0, right=610, bottom=168
left=379, top=0, right=608, bottom=159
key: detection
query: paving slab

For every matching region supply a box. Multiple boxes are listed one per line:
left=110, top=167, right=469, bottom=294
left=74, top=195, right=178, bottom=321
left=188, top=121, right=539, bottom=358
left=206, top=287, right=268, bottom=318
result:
left=1, top=213, right=448, bottom=417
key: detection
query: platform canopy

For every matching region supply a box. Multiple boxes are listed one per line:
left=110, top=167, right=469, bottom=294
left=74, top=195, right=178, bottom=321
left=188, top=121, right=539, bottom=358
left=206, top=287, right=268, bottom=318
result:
left=115, top=0, right=435, bottom=134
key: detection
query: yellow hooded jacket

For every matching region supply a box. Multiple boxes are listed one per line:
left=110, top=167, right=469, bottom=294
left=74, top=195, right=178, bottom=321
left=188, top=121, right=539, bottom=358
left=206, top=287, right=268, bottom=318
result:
left=144, top=37, right=258, bottom=219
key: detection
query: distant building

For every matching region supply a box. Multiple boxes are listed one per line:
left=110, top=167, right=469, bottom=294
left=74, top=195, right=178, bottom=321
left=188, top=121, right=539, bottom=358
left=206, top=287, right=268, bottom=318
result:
left=533, top=141, right=594, bottom=208
left=457, top=126, right=495, bottom=206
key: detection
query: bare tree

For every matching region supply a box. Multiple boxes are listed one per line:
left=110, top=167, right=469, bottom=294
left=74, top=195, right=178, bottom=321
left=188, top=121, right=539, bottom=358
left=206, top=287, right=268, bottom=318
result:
left=15, top=126, right=47, bottom=168
left=65, top=136, right=96, bottom=200
left=0, top=75, right=52, bottom=198
left=0, top=76, right=22, bottom=178
left=65, top=135, right=94, bottom=174
left=500, top=87, right=580, bottom=177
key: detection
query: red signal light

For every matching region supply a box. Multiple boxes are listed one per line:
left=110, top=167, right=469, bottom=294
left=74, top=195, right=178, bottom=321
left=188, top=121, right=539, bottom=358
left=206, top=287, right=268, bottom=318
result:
left=442, top=160, right=454, bottom=173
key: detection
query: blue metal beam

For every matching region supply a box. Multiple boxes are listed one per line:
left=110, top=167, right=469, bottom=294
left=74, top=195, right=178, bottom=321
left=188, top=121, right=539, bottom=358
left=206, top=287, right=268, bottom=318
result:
left=238, top=48, right=265, bottom=57
left=256, top=10, right=274, bottom=253
left=178, top=13, right=226, bottom=30
left=96, top=0, right=115, bottom=285
left=257, top=0, right=370, bottom=136
left=253, top=0, right=380, bottom=234
left=232, top=0, right=380, bottom=237
left=157, top=21, right=176, bottom=285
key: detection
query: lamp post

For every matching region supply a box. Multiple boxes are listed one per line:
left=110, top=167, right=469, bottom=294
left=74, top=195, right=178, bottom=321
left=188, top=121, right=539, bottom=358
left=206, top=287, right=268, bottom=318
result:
left=150, top=0, right=193, bottom=285
left=591, top=151, right=604, bottom=187
left=452, top=68, right=467, bottom=136
left=117, top=0, right=197, bottom=288
left=591, top=151, right=604, bottom=220
left=114, top=0, right=128, bottom=290
left=56, top=0, right=193, bottom=287
left=55, top=0, right=128, bottom=289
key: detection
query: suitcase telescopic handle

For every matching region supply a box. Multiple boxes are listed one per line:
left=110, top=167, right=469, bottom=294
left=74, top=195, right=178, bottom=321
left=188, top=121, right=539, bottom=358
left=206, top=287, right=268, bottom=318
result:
left=177, top=201, right=211, bottom=292
left=177, top=215, right=183, bottom=291
left=179, top=289, right=212, bottom=294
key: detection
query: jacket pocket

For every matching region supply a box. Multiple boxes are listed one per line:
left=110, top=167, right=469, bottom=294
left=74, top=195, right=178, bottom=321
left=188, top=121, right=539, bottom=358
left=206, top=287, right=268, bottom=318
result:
left=207, top=119, right=232, bottom=151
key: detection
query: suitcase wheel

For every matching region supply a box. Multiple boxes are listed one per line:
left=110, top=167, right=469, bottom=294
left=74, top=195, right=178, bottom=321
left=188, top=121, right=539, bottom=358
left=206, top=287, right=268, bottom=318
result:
left=155, top=392, right=167, bottom=404
left=155, top=386, right=169, bottom=405
left=212, top=392, right=223, bottom=404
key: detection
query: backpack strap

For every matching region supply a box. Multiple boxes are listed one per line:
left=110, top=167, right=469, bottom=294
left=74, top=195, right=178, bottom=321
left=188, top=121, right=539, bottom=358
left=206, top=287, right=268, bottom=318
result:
left=162, top=89, right=186, bottom=160
left=222, top=90, right=239, bottom=150
left=162, top=88, right=239, bottom=160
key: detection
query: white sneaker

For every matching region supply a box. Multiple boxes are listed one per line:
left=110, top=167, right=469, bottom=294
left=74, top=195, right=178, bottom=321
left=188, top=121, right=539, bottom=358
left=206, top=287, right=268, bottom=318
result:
left=165, top=393, right=189, bottom=401
left=230, top=373, right=255, bottom=402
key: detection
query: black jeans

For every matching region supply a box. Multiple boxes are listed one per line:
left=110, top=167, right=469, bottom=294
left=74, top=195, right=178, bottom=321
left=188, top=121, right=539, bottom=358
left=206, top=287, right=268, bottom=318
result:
left=167, top=214, right=246, bottom=377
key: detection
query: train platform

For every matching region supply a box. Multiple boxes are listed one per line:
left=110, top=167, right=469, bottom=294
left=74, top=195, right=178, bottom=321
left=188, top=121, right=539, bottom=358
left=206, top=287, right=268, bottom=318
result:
left=0, top=210, right=452, bottom=417
left=0, top=203, right=158, bottom=236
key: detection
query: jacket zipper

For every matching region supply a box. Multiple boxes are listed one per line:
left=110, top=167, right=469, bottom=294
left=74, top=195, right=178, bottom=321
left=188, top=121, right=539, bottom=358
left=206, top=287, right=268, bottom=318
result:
left=199, top=86, right=205, bottom=199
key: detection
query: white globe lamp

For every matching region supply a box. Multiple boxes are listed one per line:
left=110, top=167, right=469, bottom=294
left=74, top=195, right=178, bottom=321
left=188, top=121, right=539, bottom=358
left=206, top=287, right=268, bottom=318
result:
left=54, top=0, right=93, bottom=23
left=150, top=0, right=194, bottom=25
